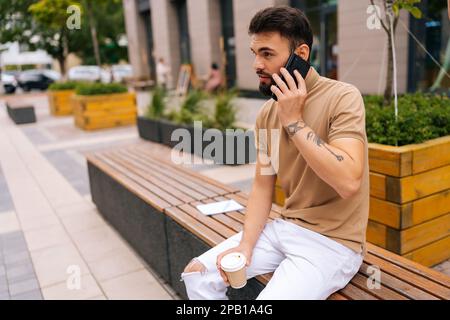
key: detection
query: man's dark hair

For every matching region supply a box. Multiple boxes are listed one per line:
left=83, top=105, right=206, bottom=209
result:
left=248, top=6, right=313, bottom=57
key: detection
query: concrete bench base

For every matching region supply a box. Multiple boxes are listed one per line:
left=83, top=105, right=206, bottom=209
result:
left=7, top=103, right=36, bottom=124
left=88, top=163, right=171, bottom=283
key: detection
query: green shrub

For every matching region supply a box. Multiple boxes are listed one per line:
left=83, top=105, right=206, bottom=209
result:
left=75, top=83, right=128, bottom=96
left=174, top=90, right=213, bottom=126
left=364, top=93, right=450, bottom=146
left=145, top=86, right=166, bottom=119
left=180, top=90, right=206, bottom=114
left=213, top=89, right=238, bottom=130
left=48, top=81, right=80, bottom=91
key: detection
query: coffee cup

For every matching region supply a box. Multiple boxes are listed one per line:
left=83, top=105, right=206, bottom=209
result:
left=220, top=252, right=247, bottom=289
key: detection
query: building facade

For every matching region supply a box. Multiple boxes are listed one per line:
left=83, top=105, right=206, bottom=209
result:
left=123, top=0, right=449, bottom=95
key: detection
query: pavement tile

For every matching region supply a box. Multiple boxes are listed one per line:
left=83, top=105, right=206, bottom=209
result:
left=100, top=269, right=172, bottom=300
left=41, top=274, right=103, bottom=300
left=11, top=289, right=43, bottom=300
left=8, top=278, right=40, bottom=296
left=24, top=225, right=71, bottom=252
left=0, top=292, right=10, bottom=300
left=30, top=242, right=90, bottom=288
left=87, top=247, right=144, bottom=282
left=4, top=251, right=31, bottom=267
left=70, top=225, right=128, bottom=263
left=6, top=263, right=35, bottom=281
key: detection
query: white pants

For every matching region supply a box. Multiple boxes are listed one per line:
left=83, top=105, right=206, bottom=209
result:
left=181, top=218, right=363, bottom=300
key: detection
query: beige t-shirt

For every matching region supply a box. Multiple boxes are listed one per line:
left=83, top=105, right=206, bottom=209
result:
left=254, top=67, right=369, bottom=254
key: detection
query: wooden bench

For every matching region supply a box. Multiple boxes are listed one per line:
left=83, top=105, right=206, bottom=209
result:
left=6, top=101, right=36, bottom=124
left=86, top=142, right=450, bottom=300
left=86, top=143, right=238, bottom=283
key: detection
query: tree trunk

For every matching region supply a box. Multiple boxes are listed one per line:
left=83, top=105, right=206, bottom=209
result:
left=85, top=0, right=101, bottom=67
left=57, top=56, right=66, bottom=79
left=57, top=30, right=68, bottom=80
left=383, top=0, right=394, bottom=106
left=384, top=33, right=393, bottom=106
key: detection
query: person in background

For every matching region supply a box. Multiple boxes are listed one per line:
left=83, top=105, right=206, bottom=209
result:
left=156, top=57, right=170, bottom=90
left=204, top=63, right=223, bottom=93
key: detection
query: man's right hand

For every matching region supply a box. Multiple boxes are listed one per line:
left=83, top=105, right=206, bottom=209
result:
left=216, top=243, right=253, bottom=285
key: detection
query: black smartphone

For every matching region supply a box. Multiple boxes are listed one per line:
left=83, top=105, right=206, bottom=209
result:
left=272, top=53, right=311, bottom=101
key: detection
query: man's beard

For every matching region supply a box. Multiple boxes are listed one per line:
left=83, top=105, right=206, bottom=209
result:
left=258, top=73, right=276, bottom=97
left=259, top=80, right=275, bottom=97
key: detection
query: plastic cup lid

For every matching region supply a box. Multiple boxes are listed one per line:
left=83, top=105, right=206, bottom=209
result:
left=220, top=252, right=246, bottom=272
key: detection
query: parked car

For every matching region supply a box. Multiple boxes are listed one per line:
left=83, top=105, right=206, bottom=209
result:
left=68, top=66, right=102, bottom=82
left=112, top=64, right=133, bottom=83
left=1, top=73, right=18, bottom=94
left=17, top=70, right=56, bottom=91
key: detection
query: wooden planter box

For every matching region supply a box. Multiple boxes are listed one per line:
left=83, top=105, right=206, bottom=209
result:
left=273, top=136, right=450, bottom=267
left=71, top=92, right=137, bottom=131
left=48, top=90, right=75, bottom=116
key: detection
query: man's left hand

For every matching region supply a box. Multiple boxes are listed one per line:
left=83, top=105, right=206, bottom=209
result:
left=271, top=68, right=308, bottom=127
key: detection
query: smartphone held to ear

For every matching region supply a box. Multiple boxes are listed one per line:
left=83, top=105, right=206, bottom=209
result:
left=272, top=53, right=311, bottom=101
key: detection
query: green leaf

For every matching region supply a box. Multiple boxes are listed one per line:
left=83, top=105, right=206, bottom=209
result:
left=392, top=4, right=400, bottom=17
left=409, top=7, right=422, bottom=18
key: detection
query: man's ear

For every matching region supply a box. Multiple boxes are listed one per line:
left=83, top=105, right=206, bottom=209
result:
left=295, top=44, right=310, bottom=61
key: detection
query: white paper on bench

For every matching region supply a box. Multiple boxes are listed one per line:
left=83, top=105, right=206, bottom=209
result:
left=196, top=200, right=244, bottom=216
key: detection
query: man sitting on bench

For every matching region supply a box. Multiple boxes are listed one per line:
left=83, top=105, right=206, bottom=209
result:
left=182, top=6, right=369, bottom=300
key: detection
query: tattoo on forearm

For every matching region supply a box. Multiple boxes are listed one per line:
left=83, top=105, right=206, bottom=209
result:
left=306, top=131, right=344, bottom=162
left=286, top=121, right=307, bottom=138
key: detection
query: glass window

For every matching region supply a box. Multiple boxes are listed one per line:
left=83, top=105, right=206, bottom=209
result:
left=410, top=0, right=450, bottom=92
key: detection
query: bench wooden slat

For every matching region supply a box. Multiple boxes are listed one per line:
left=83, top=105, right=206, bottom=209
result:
left=180, top=202, right=237, bottom=240
left=213, top=195, right=279, bottom=224
left=132, top=145, right=235, bottom=195
left=359, top=262, right=438, bottom=300
left=223, top=193, right=281, bottom=220
left=116, top=149, right=215, bottom=200
left=86, top=155, right=171, bottom=211
left=127, top=147, right=231, bottom=198
left=363, top=253, right=450, bottom=299
left=339, top=283, right=379, bottom=300
left=133, top=145, right=239, bottom=194
left=95, top=152, right=184, bottom=207
left=328, top=292, right=349, bottom=300
left=350, top=273, right=409, bottom=300
left=366, top=243, right=450, bottom=289
left=109, top=150, right=200, bottom=203
left=165, top=206, right=225, bottom=247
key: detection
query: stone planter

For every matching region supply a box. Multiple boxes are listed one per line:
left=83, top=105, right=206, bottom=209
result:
left=48, top=90, right=75, bottom=116
left=273, top=136, right=450, bottom=267
left=146, top=119, right=256, bottom=165
left=137, top=116, right=161, bottom=143
left=71, top=92, right=137, bottom=131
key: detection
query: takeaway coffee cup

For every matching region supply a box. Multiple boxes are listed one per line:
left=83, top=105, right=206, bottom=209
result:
left=220, top=252, right=247, bottom=289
